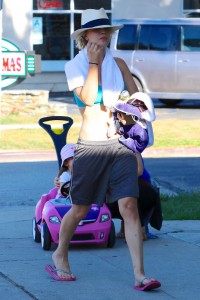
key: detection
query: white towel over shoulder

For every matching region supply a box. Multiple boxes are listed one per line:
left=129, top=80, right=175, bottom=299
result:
left=65, top=48, right=124, bottom=108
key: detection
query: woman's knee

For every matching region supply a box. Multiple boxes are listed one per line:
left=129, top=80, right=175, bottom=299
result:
left=70, top=204, right=91, bottom=221
left=118, top=197, right=139, bottom=219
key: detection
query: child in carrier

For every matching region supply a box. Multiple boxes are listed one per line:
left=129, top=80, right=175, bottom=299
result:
left=113, top=91, right=156, bottom=153
left=108, top=92, right=161, bottom=238
left=55, top=144, right=75, bottom=199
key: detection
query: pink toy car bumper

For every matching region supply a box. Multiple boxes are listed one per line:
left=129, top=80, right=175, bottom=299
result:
left=33, top=189, right=115, bottom=250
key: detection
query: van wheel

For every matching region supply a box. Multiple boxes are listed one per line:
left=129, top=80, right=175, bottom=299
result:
left=159, top=99, right=182, bottom=106
left=133, top=76, right=143, bottom=92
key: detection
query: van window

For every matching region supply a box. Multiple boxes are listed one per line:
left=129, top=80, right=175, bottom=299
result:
left=116, top=25, right=137, bottom=50
left=138, top=25, right=178, bottom=51
left=181, top=25, right=200, bottom=51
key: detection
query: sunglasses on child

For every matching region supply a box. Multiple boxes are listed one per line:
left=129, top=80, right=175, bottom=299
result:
left=132, top=115, right=139, bottom=122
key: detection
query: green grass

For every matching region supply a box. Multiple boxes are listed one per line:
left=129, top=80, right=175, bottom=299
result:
left=0, top=114, right=81, bottom=150
left=161, top=190, right=200, bottom=220
left=153, top=119, right=200, bottom=148
left=1, top=114, right=200, bottom=150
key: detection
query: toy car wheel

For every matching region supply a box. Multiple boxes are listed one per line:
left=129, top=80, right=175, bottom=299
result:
left=32, top=217, right=41, bottom=243
left=41, top=222, right=51, bottom=250
left=107, top=220, right=116, bottom=248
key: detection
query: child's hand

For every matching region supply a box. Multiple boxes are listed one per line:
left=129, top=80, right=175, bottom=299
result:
left=54, top=177, right=60, bottom=188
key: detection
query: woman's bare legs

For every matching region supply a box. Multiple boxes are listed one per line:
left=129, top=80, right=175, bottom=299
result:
left=52, top=204, right=90, bottom=279
left=116, top=219, right=125, bottom=238
left=52, top=198, right=159, bottom=286
left=117, top=220, right=147, bottom=241
left=118, top=197, right=154, bottom=286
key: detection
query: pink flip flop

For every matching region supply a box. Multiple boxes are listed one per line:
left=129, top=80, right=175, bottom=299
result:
left=134, top=278, right=161, bottom=291
left=45, top=265, right=76, bottom=281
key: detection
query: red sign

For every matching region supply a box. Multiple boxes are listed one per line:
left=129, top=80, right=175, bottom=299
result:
left=38, top=0, right=63, bottom=9
left=1, top=38, right=41, bottom=90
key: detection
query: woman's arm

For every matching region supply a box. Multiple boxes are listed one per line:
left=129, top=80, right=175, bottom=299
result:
left=75, top=64, right=98, bottom=106
left=115, top=57, right=138, bottom=95
left=75, top=42, right=105, bottom=106
left=135, top=153, right=144, bottom=176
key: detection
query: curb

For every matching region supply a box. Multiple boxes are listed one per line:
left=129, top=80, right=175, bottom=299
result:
left=0, top=147, right=199, bottom=164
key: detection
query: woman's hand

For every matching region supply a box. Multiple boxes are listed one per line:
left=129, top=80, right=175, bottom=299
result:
left=87, top=41, right=105, bottom=65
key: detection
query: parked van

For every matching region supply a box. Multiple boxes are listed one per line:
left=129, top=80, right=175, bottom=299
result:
left=110, top=19, right=200, bottom=105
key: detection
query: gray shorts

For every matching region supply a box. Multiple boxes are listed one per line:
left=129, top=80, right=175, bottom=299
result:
left=70, top=138, right=139, bottom=206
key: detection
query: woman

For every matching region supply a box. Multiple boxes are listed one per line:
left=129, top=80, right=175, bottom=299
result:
left=45, top=8, right=161, bottom=291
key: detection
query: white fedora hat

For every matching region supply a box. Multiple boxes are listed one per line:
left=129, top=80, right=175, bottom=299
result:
left=71, top=8, right=123, bottom=40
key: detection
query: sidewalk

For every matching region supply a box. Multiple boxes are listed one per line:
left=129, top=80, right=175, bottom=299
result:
left=0, top=206, right=200, bottom=300
left=0, top=155, right=199, bottom=298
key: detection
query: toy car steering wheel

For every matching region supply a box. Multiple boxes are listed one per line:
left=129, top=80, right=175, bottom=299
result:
left=61, top=181, right=71, bottom=197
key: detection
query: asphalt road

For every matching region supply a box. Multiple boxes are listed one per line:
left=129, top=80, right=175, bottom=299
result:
left=153, top=98, right=200, bottom=109
left=0, top=155, right=199, bottom=207
left=153, top=99, right=200, bottom=120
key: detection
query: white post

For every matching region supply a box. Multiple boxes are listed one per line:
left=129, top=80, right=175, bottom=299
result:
left=0, top=0, right=3, bottom=125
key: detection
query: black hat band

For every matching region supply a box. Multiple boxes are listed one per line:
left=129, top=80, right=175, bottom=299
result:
left=82, top=18, right=110, bottom=29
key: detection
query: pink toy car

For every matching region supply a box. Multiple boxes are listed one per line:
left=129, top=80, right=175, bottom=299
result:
left=32, top=116, right=116, bottom=250
left=32, top=186, right=116, bottom=250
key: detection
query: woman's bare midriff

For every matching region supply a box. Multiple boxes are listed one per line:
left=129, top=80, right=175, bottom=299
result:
left=78, top=104, right=118, bottom=141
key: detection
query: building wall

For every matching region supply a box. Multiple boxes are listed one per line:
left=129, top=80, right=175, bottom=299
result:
left=112, top=0, right=183, bottom=19
left=2, top=0, right=32, bottom=51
